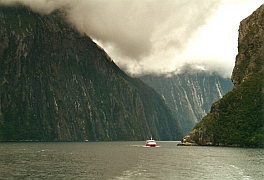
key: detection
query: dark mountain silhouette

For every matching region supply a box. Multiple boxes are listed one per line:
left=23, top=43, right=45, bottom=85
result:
left=0, top=6, right=182, bottom=141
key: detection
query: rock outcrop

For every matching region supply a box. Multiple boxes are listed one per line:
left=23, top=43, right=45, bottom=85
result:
left=178, top=4, right=264, bottom=147
left=0, top=6, right=182, bottom=141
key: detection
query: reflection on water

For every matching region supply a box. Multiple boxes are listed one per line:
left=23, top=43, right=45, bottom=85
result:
left=0, top=141, right=263, bottom=179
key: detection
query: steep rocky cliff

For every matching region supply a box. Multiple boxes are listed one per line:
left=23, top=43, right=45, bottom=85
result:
left=140, top=73, right=233, bottom=135
left=178, top=4, right=264, bottom=147
left=0, top=6, right=182, bottom=141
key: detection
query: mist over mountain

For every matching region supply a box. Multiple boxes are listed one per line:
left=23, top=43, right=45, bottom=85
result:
left=178, top=4, right=264, bottom=147
left=0, top=6, right=182, bottom=141
left=1, top=0, right=263, bottom=78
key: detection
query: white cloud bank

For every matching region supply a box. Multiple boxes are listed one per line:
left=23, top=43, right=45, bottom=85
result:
left=0, top=0, right=263, bottom=77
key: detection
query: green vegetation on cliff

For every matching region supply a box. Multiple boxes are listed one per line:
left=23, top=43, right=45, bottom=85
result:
left=194, top=72, right=264, bottom=147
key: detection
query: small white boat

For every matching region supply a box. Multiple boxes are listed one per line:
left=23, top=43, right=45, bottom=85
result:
left=145, top=137, right=157, bottom=147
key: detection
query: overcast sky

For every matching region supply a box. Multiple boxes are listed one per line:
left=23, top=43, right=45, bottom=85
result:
left=1, top=0, right=263, bottom=77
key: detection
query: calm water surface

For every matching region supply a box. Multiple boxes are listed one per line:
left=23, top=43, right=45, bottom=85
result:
left=0, top=141, right=263, bottom=179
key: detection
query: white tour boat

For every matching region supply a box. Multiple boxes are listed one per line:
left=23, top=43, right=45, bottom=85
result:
left=145, top=137, right=157, bottom=147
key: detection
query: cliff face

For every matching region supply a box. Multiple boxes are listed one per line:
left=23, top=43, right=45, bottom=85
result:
left=231, top=5, right=264, bottom=86
left=178, top=4, right=264, bottom=147
left=0, top=6, right=182, bottom=141
left=140, top=73, right=233, bottom=134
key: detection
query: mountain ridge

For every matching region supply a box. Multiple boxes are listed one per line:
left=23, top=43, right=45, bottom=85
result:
left=140, top=72, right=233, bottom=134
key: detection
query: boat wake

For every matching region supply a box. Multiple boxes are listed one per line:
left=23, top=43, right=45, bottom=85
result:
left=129, top=145, right=161, bottom=148
left=143, top=145, right=160, bottom=148
left=129, top=145, right=145, bottom=148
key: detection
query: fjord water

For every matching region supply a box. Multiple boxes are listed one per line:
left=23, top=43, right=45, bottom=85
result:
left=0, top=142, right=263, bottom=179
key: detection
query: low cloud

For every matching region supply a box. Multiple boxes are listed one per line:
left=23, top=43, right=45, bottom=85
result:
left=1, top=0, right=263, bottom=78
